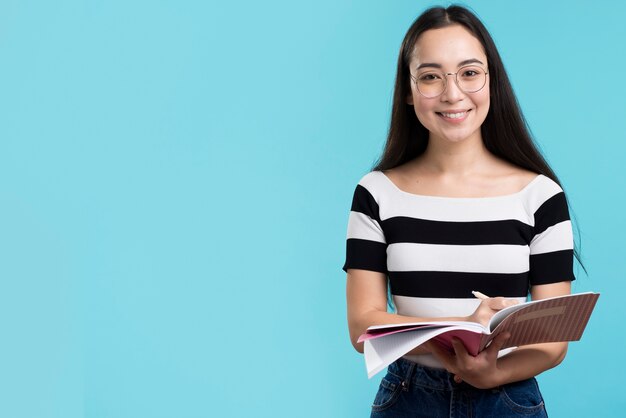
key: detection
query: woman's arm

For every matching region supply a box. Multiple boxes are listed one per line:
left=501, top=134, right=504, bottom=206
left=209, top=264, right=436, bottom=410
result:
left=347, top=269, right=462, bottom=354
left=346, top=269, right=516, bottom=354
left=429, top=281, right=572, bottom=389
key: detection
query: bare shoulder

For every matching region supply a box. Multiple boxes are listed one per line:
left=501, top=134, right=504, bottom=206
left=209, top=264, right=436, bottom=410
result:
left=381, top=162, right=413, bottom=183
left=497, top=164, right=540, bottom=191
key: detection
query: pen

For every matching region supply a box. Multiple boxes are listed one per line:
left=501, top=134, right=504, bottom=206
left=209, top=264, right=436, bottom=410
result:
left=471, top=290, right=490, bottom=300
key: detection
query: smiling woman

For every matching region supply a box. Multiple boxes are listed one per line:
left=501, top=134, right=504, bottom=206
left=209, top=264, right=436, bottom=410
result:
left=407, top=25, right=490, bottom=146
left=343, top=5, right=581, bottom=418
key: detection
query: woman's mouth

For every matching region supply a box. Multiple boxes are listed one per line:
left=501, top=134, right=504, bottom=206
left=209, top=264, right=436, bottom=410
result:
left=436, top=110, right=470, bottom=123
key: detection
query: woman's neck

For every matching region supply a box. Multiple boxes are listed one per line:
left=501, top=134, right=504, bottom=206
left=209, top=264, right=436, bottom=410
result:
left=418, top=134, right=494, bottom=177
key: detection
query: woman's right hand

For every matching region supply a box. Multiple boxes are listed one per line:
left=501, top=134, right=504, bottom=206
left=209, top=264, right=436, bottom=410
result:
left=467, top=297, right=518, bottom=327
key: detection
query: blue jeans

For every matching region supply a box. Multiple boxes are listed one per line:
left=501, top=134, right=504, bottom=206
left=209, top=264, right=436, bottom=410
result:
left=371, top=358, right=548, bottom=418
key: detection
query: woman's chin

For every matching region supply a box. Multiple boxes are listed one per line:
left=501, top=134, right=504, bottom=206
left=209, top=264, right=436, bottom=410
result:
left=431, top=131, right=482, bottom=145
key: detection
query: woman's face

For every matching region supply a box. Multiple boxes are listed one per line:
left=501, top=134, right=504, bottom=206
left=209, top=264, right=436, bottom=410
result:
left=407, top=25, right=490, bottom=146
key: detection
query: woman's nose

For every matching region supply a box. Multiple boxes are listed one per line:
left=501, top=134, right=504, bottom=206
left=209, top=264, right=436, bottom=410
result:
left=440, top=73, right=465, bottom=102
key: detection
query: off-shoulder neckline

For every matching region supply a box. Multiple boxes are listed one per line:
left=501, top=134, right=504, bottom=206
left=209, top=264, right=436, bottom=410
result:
left=377, top=171, right=545, bottom=201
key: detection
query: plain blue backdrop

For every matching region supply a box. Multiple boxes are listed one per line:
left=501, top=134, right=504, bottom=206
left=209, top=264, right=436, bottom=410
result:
left=0, top=0, right=623, bottom=417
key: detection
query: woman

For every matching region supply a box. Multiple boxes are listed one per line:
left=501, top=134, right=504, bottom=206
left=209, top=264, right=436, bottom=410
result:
left=343, top=5, right=579, bottom=417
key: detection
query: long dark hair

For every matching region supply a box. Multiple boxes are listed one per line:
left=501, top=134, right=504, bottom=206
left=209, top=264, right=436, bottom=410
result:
left=374, top=5, right=585, bottom=272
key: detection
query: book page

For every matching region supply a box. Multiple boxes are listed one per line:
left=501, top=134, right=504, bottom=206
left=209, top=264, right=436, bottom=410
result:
left=366, top=320, right=483, bottom=332
left=364, top=326, right=483, bottom=378
left=361, top=321, right=485, bottom=343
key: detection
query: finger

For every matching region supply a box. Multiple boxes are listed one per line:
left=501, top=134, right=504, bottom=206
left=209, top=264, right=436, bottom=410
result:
left=487, top=297, right=519, bottom=310
left=486, top=332, right=511, bottom=357
left=428, top=340, right=455, bottom=370
left=451, top=337, right=470, bottom=358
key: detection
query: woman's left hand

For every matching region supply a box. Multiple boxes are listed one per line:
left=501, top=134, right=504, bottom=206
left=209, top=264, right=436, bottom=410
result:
left=427, top=332, right=511, bottom=389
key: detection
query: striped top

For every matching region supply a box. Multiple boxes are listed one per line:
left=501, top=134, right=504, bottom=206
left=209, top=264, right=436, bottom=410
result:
left=343, top=171, right=575, bottom=367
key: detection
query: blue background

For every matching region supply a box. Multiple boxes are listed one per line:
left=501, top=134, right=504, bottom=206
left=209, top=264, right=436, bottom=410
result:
left=0, top=0, right=623, bottom=417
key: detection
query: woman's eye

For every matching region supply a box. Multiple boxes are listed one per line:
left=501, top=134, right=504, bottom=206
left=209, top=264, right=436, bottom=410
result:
left=419, top=73, right=442, bottom=82
left=462, top=69, right=481, bottom=77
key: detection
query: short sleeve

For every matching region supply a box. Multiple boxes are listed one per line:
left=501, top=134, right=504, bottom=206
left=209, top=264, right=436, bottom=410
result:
left=528, top=190, right=576, bottom=285
left=342, top=183, right=388, bottom=273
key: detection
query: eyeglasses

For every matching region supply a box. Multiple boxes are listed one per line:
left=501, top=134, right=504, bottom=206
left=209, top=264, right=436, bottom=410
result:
left=410, top=65, right=489, bottom=98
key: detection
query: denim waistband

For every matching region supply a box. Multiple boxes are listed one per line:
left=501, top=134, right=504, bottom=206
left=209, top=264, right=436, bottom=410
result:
left=387, top=357, right=475, bottom=392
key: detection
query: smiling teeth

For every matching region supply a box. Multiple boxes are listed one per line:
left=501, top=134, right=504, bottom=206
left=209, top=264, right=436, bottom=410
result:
left=441, top=112, right=466, bottom=119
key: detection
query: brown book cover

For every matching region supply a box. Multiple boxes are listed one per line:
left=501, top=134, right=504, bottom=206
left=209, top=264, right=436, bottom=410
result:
left=478, top=292, right=600, bottom=352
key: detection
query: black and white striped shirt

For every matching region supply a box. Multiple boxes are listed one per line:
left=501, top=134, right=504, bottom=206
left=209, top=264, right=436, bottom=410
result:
left=343, top=171, right=575, bottom=366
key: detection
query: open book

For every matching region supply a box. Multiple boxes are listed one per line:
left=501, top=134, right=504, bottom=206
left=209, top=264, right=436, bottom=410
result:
left=359, top=292, right=599, bottom=378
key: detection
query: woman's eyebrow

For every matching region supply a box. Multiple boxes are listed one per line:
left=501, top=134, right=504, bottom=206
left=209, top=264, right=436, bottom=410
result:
left=416, top=58, right=485, bottom=70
